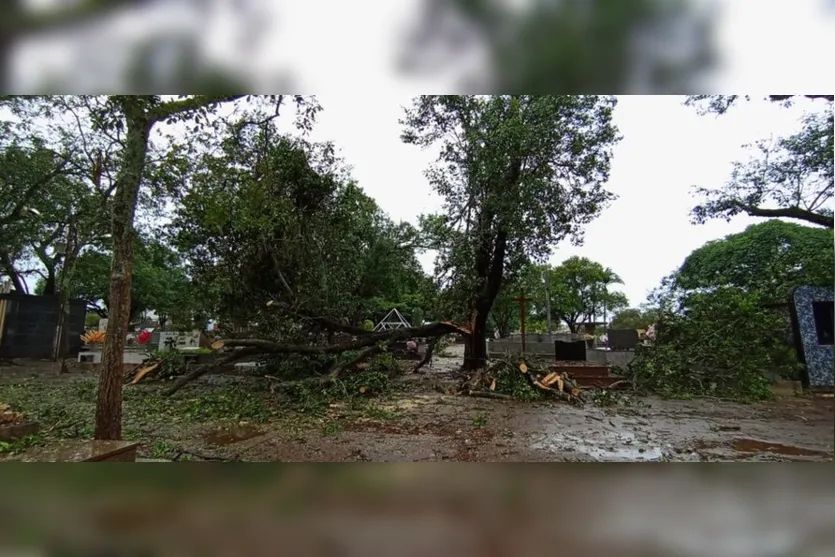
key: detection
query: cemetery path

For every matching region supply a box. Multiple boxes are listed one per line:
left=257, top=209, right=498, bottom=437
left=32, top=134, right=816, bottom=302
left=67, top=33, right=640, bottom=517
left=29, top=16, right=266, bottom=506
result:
left=0, top=354, right=832, bottom=462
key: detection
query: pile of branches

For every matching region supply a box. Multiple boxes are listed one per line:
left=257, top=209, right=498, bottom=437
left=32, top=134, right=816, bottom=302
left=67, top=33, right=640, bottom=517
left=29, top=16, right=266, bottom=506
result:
left=458, top=358, right=585, bottom=405
left=162, top=300, right=468, bottom=396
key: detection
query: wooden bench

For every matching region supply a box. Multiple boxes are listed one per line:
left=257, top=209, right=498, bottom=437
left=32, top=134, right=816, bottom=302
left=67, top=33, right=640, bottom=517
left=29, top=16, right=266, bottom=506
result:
left=18, top=440, right=140, bottom=462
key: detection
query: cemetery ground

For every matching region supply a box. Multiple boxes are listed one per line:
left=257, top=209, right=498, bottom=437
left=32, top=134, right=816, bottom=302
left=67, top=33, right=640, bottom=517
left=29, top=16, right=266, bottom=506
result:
left=1, top=345, right=832, bottom=462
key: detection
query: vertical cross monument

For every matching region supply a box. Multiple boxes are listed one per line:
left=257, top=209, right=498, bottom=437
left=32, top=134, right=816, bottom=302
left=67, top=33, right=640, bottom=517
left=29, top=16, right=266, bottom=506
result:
left=514, top=288, right=532, bottom=354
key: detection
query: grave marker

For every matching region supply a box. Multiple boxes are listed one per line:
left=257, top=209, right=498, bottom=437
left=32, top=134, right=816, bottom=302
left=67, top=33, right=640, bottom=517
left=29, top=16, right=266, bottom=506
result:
left=607, top=329, right=640, bottom=351
left=789, top=286, right=834, bottom=389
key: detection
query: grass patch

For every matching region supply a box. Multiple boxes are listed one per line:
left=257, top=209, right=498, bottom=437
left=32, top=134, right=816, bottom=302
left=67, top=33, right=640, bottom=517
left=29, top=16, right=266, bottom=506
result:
left=0, top=434, right=44, bottom=456
left=320, top=420, right=343, bottom=437
left=362, top=405, right=400, bottom=421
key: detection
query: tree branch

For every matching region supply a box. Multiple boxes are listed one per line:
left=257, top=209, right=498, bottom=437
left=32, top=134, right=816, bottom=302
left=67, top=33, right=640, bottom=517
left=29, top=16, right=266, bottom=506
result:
left=0, top=155, right=70, bottom=226
left=163, top=321, right=470, bottom=395
left=163, top=346, right=262, bottom=396
left=217, top=321, right=468, bottom=355
left=736, top=203, right=833, bottom=229
left=768, top=95, right=833, bottom=103
left=265, top=300, right=374, bottom=336
left=147, top=95, right=246, bottom=123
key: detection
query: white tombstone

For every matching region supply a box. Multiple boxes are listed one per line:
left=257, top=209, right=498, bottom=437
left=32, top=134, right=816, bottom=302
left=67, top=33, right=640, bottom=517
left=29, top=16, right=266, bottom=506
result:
left=158, top=330, right=203, bottom=351
left=98, top=318, right=108, bottom=331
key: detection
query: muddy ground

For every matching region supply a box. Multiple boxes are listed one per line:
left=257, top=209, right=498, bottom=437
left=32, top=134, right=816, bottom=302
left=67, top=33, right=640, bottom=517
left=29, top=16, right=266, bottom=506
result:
left=1, top=345, right=832, bottom=462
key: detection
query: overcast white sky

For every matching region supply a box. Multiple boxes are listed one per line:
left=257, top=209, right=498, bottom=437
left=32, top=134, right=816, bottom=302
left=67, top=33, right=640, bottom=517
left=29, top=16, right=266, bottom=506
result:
left=10, top=0, right=835, bottom=309
left=301, top=94, right=829, bottom=308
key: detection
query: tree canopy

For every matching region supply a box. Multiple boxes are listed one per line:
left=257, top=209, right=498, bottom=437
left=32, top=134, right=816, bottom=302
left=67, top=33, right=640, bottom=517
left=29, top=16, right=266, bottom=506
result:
left=626, top=218, right=833, bottom=400
left=401, top=95, right=620, bottom=367
left=675, top=220, right=834, bottom=303
left=686, top=95, right=833, bottom=229
left=610, top=307, right=658, bottom=330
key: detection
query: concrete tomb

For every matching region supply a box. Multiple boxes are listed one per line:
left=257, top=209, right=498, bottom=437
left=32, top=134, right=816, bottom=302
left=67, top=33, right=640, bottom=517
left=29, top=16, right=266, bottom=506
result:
left=554, top=339, right=586, bottom=361
left=607, top=329, right=640, bottom=351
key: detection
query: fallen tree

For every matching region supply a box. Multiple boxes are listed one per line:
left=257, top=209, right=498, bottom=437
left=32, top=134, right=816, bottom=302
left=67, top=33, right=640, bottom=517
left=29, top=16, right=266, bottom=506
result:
left=163, top=320, right=469, bottom=396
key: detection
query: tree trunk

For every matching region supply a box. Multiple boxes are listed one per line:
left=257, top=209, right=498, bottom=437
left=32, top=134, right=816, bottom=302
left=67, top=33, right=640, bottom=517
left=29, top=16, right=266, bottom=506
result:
left=463, top=311, right=490, bottom=370
left=42, top=267, right=57, bottom=295
left=94, top=110, right=151, bottom=441
left=0, top=254, right=26, bottom=294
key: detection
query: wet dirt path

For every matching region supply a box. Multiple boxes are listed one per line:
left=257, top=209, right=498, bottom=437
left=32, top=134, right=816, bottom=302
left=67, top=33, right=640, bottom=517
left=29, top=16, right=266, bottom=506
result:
left=221, top=352, right=834, bottom=462
left=2, top=353, right=832, bottom=462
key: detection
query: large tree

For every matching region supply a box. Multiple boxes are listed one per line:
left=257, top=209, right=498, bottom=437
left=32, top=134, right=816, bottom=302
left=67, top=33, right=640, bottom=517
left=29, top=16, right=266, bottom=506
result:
left=686, top=95, right=833, bottom=229
left=675, top=220, right=834, bottom=304
left=88, top=95, right=328, bottom=440
left=401, top=95, right=620, bottom=369
left=610, top=307, right=658, bottom=330
left=55, top=237, right=194, bottom=328
left=627, top=218, right=833, bottom=398
left=0, top=138, right=71, bottom=293
left=547, top=256, right=628, bottom=333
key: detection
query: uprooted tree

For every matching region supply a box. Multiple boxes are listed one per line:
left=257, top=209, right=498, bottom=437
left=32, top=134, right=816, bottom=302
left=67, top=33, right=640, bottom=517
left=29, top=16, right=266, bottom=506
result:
left=159, top=95, right=620, bottom=395
left=401, top=95, right=621, bottom=370
left=160, top=109, right=446, bottom=395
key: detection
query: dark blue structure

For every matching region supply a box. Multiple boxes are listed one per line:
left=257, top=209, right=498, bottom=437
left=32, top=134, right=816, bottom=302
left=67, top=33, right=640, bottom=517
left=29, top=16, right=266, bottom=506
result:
left=789, top=286, right=834, bottom=389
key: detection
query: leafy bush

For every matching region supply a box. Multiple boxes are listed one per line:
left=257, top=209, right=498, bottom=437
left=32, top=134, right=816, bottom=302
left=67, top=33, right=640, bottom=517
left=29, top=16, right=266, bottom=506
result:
left=626, top=287, right=795, bottom=401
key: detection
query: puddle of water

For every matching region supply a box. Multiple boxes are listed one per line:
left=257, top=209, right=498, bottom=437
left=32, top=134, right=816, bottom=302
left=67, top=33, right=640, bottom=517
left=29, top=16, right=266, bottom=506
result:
left=203, top=424, right=264, bottom=445
left=731, top=438, right=830, bottom=458
left=694, top=438, right=832, bottom=459
left=532, top=430, right=666, bottom=462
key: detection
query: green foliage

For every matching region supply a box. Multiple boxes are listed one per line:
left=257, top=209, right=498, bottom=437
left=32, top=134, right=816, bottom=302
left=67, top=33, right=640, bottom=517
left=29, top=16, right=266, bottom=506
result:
left=610, top=307, right=658, bottom=330
left=170, top=118, right=435, bottom=335
left=627, top=287, right=788, bottom=401
left=84, top=312, right=101, bottom=328
left=402, top=96, right=620, bottom=359
left=0, top=434, right=44, bottom=456
left=66, top=237, right=195, bottom=324
left=182, top=390, right=271, bottom=423
left=676, top=220, right=834, bottom=304
left=545, top=257, right=628, bottom=332
left=687, top=96, right=833, bottom=228
left=406, top=0, right=713, bottom=93
left=492, top=365, right=544, bottom=402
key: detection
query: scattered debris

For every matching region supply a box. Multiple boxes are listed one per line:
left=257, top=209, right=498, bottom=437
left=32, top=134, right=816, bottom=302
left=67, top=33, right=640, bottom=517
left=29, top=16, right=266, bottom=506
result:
left=128, top=360, right=162, bottom=384
left=458, top=358, right=585, bottom=404
left=0, top=403, right=25, bottom=425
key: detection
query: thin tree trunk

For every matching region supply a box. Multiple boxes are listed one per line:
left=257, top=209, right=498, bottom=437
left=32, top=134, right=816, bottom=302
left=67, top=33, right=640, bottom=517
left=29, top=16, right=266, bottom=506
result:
left=0, top=254, right=26, bottom=294
left=94, top=111, right=151, bottom=441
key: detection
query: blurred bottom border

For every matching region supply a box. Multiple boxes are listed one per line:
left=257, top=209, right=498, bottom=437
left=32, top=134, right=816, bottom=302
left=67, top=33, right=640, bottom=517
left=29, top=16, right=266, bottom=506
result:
left=0, top=463, right=833, bottom=557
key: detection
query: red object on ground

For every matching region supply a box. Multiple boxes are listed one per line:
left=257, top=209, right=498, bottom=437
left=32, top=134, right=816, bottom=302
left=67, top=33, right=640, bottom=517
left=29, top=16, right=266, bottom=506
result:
left=137, top=330, right=152, bottom=344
